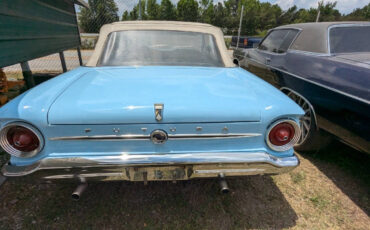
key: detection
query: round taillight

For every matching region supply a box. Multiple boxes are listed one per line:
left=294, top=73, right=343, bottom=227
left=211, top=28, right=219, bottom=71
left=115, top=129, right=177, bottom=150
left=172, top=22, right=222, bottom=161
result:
left=0, top=122, right=44, bottom=158
left=269, top=123, right=295, bottom=146
left=266, top=120, right=300, bottom=152
left=7, top=126, right=40, bottom=152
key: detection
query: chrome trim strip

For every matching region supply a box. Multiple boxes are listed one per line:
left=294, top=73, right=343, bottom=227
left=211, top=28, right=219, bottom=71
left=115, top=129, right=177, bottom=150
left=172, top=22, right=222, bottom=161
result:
left=49, top=134, right=149, bottom=141
left=49, top=133, right=261, bottom=141
left=248, top=57, right=370, bottom=105
left=287, top=49, right=330, bottom=57
left=168, top=133, right=261, bottom=139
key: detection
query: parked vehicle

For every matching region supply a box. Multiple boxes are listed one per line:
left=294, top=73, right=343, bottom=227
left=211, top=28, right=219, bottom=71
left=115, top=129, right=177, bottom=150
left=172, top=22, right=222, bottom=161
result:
left=239, top=22, right=370, bottom=153
left=231, top=36, right=262, bottom=49
left=0, top=21, right=303, bottom=192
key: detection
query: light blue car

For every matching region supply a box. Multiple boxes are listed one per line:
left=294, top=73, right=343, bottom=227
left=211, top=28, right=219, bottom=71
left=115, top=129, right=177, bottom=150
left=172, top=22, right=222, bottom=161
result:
left=0, top=21, right=303, bottom=195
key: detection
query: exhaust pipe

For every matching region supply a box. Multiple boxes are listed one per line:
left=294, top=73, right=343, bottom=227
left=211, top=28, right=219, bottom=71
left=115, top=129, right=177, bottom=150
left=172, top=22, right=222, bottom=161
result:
left=72, top=183, right=88, bottom=201
left=218, top=173, right=229, bottom=194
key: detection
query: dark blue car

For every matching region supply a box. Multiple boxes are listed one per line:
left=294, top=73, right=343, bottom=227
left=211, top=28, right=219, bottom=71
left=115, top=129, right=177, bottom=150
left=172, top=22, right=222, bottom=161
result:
left=231, top=36, right=262, bottom=49
left=239, top=22, right=370, bottom=154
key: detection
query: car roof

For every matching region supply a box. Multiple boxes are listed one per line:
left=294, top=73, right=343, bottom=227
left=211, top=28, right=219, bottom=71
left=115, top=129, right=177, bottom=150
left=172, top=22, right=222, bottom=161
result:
left=87, top=21, right=234, bottom=67
left=274, top=21, right=370, bottom=54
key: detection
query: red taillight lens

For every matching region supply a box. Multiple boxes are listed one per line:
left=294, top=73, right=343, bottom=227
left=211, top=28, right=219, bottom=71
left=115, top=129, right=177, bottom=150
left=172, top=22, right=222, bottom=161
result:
left=266, top=120, right=300, bottom=152
left=268, top=122, right=295, bottom=146
left=7, top=126, right=40, bottom=152
left=0, top=122, right=44, bottom=158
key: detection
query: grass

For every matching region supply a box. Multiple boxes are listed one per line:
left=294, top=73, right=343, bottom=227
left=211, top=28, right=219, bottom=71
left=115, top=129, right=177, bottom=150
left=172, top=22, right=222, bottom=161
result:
left=309, top=194, right=329, bottom=210
left=0, top=141, right=369, bottom=229
left=290, top=171, right=306, bottom=184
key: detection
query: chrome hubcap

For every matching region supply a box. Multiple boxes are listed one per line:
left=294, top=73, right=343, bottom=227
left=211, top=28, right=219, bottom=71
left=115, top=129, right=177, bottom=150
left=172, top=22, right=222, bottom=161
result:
left=287, top=92, right=311, bottom=145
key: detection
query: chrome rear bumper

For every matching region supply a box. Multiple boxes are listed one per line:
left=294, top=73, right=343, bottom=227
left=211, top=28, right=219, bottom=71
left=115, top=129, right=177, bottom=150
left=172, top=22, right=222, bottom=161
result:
left=1, top=152, right=299, bottom=182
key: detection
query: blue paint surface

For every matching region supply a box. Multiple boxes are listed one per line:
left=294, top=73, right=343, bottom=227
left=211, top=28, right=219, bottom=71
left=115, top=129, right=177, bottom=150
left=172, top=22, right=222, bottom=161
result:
left=0, top=66, right=303, bottom=166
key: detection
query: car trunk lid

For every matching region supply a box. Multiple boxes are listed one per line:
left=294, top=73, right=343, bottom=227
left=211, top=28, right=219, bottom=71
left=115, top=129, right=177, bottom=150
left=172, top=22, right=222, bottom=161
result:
left=48, top=67, right=261, bottom=124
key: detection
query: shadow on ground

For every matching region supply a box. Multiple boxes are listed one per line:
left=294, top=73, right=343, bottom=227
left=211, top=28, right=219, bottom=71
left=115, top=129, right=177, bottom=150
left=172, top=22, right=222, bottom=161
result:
left=299, top=140, right=370, bottom=216
left=0, top=175, right=297, bottom=229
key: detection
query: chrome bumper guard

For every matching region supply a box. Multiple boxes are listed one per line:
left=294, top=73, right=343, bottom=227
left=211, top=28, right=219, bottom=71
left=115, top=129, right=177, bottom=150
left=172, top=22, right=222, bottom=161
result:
left=1, top=152, right=299, bottom=182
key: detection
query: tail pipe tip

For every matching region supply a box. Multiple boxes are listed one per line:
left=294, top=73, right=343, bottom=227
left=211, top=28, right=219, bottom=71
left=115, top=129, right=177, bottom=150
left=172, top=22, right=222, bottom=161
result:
left=72, top=183, right=88, bottom=201
left=218, top=173, right=230, bottom=194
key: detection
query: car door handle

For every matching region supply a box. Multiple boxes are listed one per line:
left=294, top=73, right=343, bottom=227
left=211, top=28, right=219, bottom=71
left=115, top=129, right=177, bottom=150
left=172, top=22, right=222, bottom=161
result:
left=265, top=58, right=271, bottom=65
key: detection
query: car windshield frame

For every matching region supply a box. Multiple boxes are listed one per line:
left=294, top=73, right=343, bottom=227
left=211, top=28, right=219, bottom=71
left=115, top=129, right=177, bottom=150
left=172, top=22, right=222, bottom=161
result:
left=97, top=30, right=225, bottom=67
left=328, top=24, right=370, bottom=54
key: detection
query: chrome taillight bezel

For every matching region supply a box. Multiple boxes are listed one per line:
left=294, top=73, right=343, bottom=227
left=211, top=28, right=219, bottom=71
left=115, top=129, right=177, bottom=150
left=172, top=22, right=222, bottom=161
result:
left=0, top=122, right=44, bottom=158
left=266, top=119, right=301, bottom=152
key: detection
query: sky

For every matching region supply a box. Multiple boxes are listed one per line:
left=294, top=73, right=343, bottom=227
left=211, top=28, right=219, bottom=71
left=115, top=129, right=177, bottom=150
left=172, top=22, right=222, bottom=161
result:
left=117, top=0, right=369, bottom=15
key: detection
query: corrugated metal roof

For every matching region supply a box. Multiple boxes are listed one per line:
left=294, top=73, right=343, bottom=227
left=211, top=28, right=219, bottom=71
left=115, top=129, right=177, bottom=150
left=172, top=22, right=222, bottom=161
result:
left=0, top=0, right=82, bottom=68
left=73, top=0, right=89, bottom=8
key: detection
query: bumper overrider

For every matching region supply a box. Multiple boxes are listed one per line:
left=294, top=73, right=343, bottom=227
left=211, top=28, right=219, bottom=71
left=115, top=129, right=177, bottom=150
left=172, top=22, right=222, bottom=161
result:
left=1, top=152, right=299, bottom=182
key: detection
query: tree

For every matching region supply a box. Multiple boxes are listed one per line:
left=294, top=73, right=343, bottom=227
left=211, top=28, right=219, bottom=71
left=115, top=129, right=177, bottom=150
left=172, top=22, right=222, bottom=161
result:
left=345, top=3, right=370, bottom=20
left=129, top=7, right=139, bottom=20
left=213, top=2, right=227, bottom=28
left=159, top=0, right=176, bottom=20
left=131, top=1, right=147, bottom=20
left=317, top=1, right=341, bottom=22
left=258, top=3, right=282, bottom=32
left=79, top=0, right=119, bottom=33
left=199, top=0, right=215, bottom=24
left=117, top=0, right=356, bottom=36
left=177, top=0, right=199, bottom=21
left=147, top=0, right=160, bottom=20
left=122, top=10, right=129, bottom=21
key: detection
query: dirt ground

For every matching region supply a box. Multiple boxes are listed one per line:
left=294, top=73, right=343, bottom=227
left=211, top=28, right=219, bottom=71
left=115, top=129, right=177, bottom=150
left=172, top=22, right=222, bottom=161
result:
left=0, top=141, right=369, bottom=230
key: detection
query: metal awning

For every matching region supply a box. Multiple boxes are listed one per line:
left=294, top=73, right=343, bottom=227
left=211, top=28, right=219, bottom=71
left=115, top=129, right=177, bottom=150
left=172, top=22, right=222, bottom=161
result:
left=73, top=0, right=89, bottom=8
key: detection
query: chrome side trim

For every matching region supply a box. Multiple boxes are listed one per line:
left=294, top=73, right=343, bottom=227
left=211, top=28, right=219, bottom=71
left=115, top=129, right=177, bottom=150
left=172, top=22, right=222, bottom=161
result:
left=248, top=57, right=370, bottom=105
left=49, top=134, right=149, bottom=141
left=49, top=133, right=261, bottom=141
left=287, top=49, right=330, bottom=57
left=167, top=133, right=261, bottom=139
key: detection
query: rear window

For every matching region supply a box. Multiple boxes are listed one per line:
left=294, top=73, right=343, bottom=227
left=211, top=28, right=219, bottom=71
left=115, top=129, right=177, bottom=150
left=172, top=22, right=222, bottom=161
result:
left=329, top=25, right=370, bottom=53
left=259, top=29, right=299, bottom=53
left=98, top=30, right=224, bottom=67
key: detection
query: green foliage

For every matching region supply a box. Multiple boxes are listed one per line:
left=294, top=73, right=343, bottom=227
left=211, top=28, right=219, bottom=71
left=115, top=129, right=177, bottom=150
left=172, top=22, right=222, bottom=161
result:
left=160, top=0, right=176, bottom=20
left=344, top=3, right=370, bottom=20
left=121, top=10, right=129, bottom=21
left=147, top=0, right=160, bottom=20
left=81, top=0, right=369, bottom=36
left=79, top=0, right=119, bottom=33
left=177, top=0, right=199, bottom=21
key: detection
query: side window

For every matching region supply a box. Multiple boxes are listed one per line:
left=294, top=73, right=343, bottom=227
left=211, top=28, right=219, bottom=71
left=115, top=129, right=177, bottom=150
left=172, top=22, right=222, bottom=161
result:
left=259, top=29, right=299, bottom=53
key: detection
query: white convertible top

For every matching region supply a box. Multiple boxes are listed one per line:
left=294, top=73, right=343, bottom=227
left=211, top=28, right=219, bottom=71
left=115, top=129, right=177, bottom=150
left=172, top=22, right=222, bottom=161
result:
left=86, top=21, right=234, bottom=67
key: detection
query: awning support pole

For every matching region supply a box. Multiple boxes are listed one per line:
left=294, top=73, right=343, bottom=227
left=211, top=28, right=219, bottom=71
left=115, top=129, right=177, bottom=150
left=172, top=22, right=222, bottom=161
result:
left=59, top=51, right=67, bottom=73
left=77, top=47, right=83, bottom=66
left=20, top=62, right=35, bottom=89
